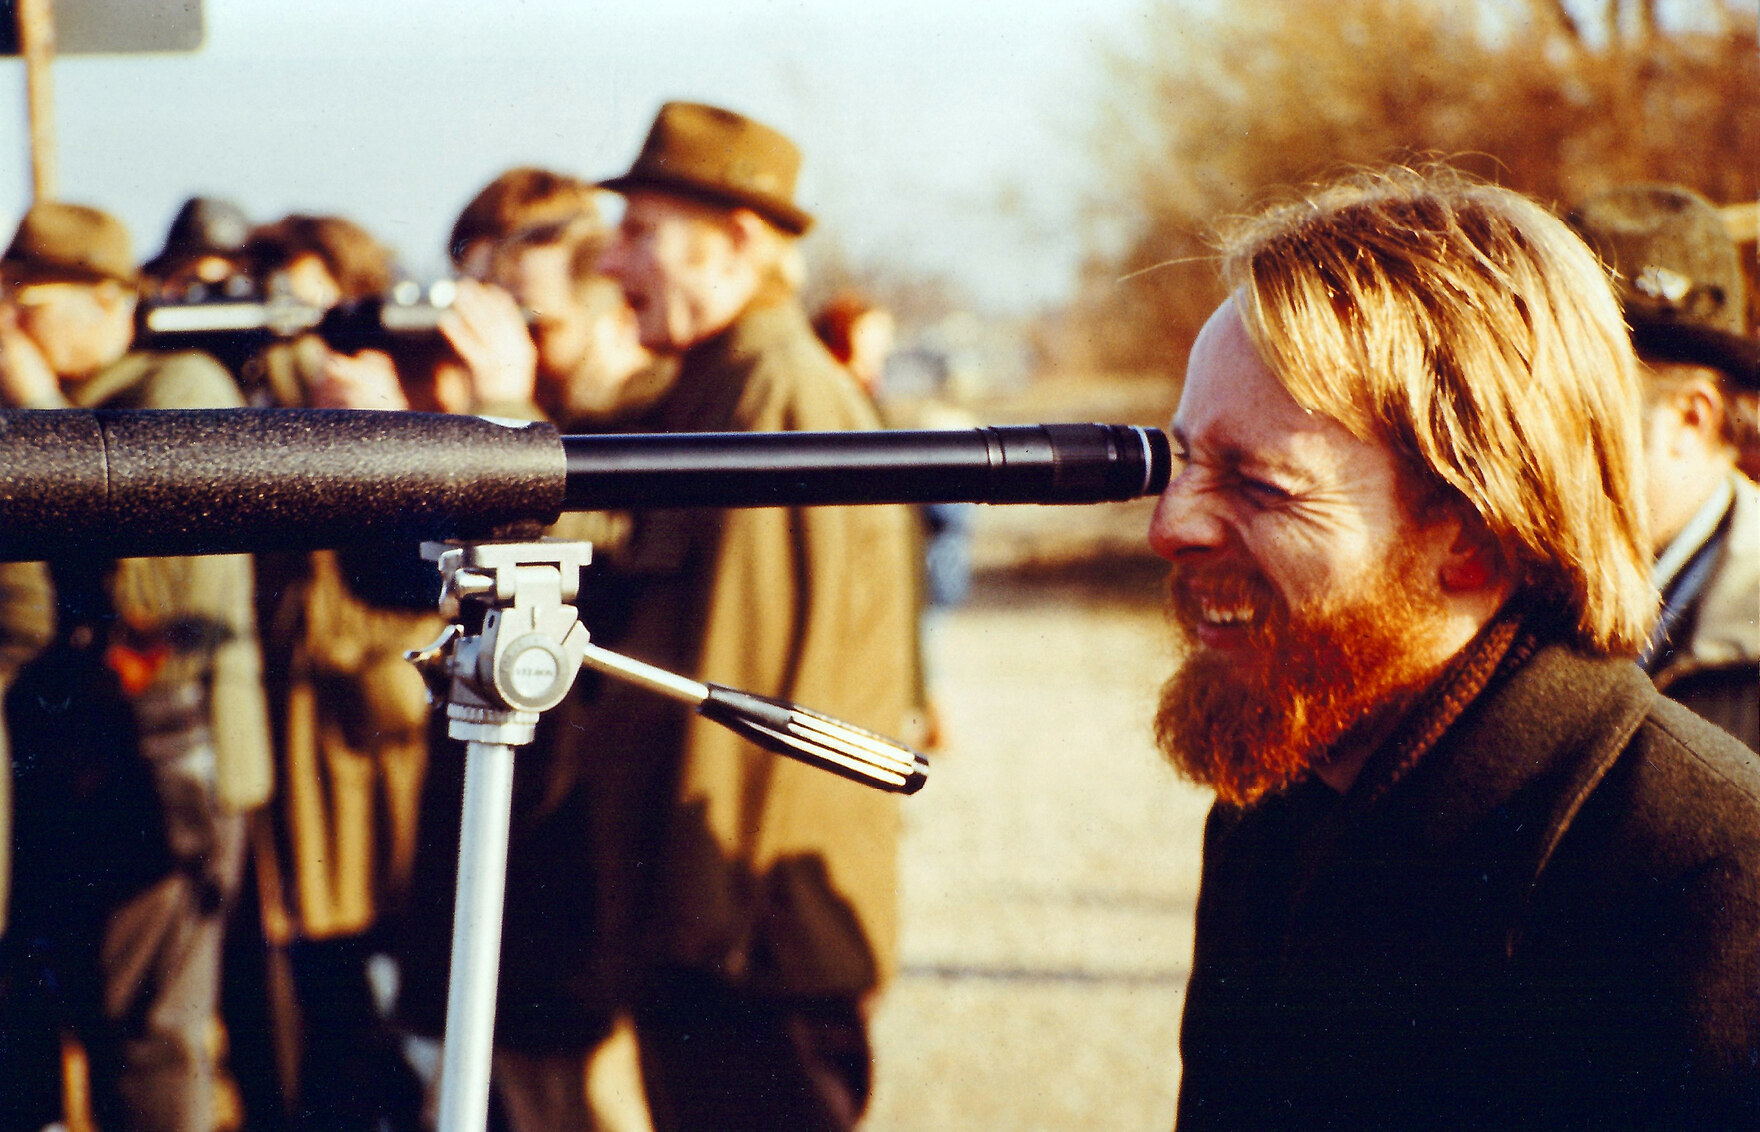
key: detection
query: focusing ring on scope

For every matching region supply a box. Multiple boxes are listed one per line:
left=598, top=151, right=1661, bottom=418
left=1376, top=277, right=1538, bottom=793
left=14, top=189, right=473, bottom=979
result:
left=981, top=424, right=1168, bottom=502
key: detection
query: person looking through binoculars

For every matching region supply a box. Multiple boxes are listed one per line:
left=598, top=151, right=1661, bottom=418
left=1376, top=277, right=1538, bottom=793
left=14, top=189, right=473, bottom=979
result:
left=441, top=166, right=670, bottom=429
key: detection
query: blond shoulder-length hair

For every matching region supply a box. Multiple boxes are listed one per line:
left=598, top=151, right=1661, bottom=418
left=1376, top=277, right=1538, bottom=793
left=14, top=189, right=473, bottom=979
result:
left=1221, top=167, right=1654, bottom=656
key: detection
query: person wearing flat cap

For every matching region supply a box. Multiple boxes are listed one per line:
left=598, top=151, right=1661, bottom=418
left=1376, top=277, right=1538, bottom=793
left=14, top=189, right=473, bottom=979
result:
left=450, top=103, right=918, bottom=1132
left=0, top=202, right=272, bottom=1132
left=1570, top=184, right=1760, bottom=752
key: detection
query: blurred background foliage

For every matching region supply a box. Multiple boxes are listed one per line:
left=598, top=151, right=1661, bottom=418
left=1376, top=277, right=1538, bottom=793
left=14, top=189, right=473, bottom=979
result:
left=1047, top=0, right=1758, bottom=385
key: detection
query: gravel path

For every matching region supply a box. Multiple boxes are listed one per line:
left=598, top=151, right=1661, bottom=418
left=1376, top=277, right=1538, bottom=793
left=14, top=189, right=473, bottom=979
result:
left=863, top=568, right=1213, bottom=1131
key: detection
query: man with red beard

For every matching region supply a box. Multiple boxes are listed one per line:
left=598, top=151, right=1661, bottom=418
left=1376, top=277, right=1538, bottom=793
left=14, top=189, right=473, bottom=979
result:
left=1154, top=169, right=1760, bottom=1131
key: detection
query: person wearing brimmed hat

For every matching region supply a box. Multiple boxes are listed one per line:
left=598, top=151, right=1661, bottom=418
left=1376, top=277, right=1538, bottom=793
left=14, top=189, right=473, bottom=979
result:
left=459, top=103, right=918, bottom=1132
left=0, top=201, right=271, bottom=1132
left=141, top=196, right=254, bottom=303
left=597, top=101, right=816, bottom=354
left=0, top=201, right=141, bottom=399
left=1569, top=184, right=1759, bottom=753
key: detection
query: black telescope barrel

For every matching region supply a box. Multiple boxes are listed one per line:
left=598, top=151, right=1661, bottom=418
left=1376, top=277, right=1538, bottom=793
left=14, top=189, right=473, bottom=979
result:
left=0, top=409, right=565, bottom=561
left=562, top=424, right=1169, bottom=508
left=0, top=410, right=1170, bottom=561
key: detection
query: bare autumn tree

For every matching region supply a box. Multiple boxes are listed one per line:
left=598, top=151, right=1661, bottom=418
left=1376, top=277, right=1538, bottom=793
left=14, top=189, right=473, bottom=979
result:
left=1057, top=0, right=1759, bottom=378
left=802, top=233, right=973, bottom=337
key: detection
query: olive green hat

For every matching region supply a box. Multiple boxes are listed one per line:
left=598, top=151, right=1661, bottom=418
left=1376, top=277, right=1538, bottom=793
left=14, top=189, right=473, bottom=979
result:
left=2, top=201, right=138, bottom=286
left=1567, top=183, right=1757, bottom=390
left=600, top=101, right=813, bottom=235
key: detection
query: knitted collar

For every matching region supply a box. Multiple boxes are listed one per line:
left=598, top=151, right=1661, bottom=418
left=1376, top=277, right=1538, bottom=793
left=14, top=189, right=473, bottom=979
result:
left=1345, top=606, right=1541, bottom=811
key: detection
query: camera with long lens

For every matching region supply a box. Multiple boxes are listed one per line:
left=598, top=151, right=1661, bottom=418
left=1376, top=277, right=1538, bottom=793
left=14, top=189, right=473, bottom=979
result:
left=135, top=281, right=518, bottom=408
left=135, top=279, right=498, bottom=359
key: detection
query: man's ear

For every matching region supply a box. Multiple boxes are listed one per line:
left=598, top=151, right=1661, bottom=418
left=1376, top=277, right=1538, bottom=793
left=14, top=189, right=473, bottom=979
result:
left=726, top=207, right=766, bottom=253
left=1675, top=376, right=1727, bottom=450
left=94, top=280, right=138, bottom=319
left=1438, top=512, right=1507, bottom=595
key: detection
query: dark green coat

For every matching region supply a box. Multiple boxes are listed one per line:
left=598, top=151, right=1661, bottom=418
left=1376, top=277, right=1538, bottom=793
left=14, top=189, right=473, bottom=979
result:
left=1177, top=640, right=1760, bottom=1131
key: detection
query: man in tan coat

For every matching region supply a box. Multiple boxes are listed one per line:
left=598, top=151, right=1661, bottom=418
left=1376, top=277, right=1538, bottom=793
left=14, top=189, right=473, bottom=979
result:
left=0, top=203, right=272, bottom=1132
left=555, top=103, right=918, bottom=1131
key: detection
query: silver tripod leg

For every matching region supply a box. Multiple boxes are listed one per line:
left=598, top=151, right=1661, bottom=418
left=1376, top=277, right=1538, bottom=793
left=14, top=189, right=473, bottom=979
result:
left=407, top=540, right=595, bottom=1132
left=435, top=738, right=519, bottom=1132
left=405, top=536, right=927, bottom=1131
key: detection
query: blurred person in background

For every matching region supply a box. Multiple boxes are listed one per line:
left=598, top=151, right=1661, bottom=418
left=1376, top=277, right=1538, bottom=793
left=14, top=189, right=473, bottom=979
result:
left=141, top=196, right=255, bottom=304
left=533, top=101, right=920, bottom=1132
left=811, top=291, right=894, bottom=399
left=1569, top=184, right=1759, bottom=752
left=449, top=165, right=595, bottom=286
left=216, top=210, right=440, bottom=1131
left=247, top=213, right=388, bottom=314
left=139, top=197, right=260, bottom=383
left=238, top=213, right=408, bottom=411
left=395, top=167, right=671, bottom=1132
left=0, top=202, right=273, bottom=1132
left=1155, top=169, right=1760, bottom=1130
left=238, top=211, right=486, bottom=415
left=815, top=291, right=954, bottom=747
left=442, top=166, right=670, bottom=425
left=232, top=522, right=440, bottom=1129
left=810, top=293, right=976, bottom=610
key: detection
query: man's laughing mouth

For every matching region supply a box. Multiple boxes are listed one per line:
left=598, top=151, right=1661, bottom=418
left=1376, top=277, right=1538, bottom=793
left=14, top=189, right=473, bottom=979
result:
left=1173, top=571, right=1275, bottom=647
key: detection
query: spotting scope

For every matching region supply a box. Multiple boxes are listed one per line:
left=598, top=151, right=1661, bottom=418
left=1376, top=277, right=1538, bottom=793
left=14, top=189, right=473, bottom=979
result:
left=0, top=409, right=1171, bottom=561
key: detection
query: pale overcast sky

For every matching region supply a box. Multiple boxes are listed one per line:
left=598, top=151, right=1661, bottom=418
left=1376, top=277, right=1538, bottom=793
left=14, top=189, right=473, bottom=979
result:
left=0, top=0, right=1147, bottom=312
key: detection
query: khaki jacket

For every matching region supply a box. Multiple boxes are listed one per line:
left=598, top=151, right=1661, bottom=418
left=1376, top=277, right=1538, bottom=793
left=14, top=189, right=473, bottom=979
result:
left=260, top=549, right=443, bottom=940
left=400, top=299, right=919, bottom=1046
left=554, top=297, right=919, bottom=1002
left=67, top=351, right=274, bottom=809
